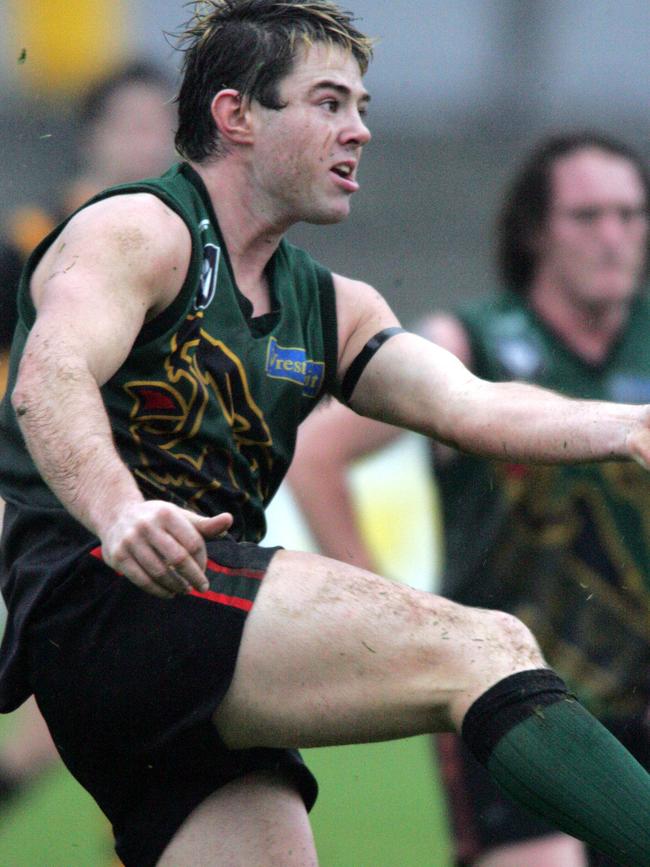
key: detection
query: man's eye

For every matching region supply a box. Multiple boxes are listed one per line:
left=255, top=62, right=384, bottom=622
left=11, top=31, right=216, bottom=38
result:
left=323, top=99, right=339, bottom=112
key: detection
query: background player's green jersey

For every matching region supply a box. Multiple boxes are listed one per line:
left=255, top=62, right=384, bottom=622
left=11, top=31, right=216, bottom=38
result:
left=437, top=291, right=650, bottom=719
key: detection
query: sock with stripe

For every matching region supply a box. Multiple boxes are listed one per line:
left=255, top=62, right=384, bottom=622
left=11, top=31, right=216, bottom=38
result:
left=462, top=669, right=650, bottom=867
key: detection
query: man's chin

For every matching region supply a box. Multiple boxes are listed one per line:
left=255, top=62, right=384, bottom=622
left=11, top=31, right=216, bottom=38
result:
left=303, top=202, right=352, bottom=226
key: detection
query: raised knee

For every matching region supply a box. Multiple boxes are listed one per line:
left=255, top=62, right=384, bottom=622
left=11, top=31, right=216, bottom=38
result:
left=440, top=603, right=542, bottom=677
left=443, top=606, right=546, bottom=729
left=487, top=608, right=540, bottom=655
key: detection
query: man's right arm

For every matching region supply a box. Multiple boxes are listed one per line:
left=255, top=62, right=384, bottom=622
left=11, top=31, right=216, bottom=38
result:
left=11, top=194, right=232, bottom=597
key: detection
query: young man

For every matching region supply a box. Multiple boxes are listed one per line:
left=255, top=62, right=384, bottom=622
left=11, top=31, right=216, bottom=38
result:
left=288, top=132, right=650, bottom=867
left=1, top=3, right=650, bottom=865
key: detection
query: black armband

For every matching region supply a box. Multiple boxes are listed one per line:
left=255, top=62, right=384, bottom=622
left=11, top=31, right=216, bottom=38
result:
left=340, top=326, right=406, bottom=403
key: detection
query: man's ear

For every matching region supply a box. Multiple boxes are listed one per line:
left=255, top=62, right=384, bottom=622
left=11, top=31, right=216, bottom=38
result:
left=210, top=89, right=254, bottom=146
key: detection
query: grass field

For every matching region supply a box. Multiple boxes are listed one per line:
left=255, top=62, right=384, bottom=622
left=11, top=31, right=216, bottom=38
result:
left=0, top=717, right=452, bottom=866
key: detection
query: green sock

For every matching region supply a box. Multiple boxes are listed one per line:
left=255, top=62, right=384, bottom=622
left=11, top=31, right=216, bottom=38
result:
left=462, top=670, right=650, bottom=866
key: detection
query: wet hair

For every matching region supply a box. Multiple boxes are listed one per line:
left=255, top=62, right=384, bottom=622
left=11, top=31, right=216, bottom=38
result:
left=77, top=60, right=173, bottom=131
left=174, top=0, right=373, bottom=162
left=497, top=131, right=650, bottom=294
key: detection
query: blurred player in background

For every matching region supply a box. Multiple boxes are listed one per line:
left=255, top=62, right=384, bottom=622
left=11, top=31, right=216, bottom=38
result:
left=0, top=58, right=176, bottom=813
left=288, top=131, right=650, bottom=867
left=2, top=60, right=175, bottom=274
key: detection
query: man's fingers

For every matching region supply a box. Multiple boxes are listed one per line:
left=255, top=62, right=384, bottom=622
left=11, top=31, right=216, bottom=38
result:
left=102, top=503, right=234, bottom=597
left=628, top=427, right=650, bottom=470
left=114, top=555, right=176, bottom=600
left=189, top=511, right=234, bottom=539
left=143, top=523, right=208, bottom=592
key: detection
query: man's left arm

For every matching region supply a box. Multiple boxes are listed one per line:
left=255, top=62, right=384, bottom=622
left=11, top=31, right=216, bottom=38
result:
left=332, top=275, right=650, bottom=468
left=346, top=329, right=650, bottom=466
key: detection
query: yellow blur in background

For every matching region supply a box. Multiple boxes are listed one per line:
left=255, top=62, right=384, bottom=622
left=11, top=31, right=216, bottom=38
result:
left=8, top=0, right=125, bottom=94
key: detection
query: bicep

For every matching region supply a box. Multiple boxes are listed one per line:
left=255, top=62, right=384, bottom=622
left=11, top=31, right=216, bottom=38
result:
left=345, top=329, right=481, bottom=443
left=333, top=273, right=401, bottom=389
left=26, top=196, right=189, bottom=385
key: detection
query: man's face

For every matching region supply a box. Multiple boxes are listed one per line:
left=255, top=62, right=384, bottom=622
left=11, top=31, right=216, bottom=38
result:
left=534, top=148, right=648, bottom=308
left=248, top=42, right=371, bottom=227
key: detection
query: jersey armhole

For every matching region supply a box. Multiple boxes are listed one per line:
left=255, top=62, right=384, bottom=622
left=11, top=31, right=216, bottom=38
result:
left=316, top=265, right=338, bottom=397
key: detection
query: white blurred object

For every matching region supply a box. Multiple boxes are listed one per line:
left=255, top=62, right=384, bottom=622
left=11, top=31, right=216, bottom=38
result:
left=265, top=433, right=440, bottom=593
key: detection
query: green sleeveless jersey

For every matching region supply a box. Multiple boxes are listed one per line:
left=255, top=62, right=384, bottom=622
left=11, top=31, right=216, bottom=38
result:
left=0, top=162, right=338, bottom=544
left=437, top=291, right=650, bottom=719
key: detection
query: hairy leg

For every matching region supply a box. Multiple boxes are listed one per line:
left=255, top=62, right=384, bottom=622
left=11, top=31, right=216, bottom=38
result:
left=209, top=551, right=650, bottom=866
left=157, top=770, right=317, bottom=867
left=215, top=549, right=543, bottom=747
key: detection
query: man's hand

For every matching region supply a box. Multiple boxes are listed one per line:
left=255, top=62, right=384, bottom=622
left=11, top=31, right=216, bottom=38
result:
left=100, top=501, right=233, bottom=598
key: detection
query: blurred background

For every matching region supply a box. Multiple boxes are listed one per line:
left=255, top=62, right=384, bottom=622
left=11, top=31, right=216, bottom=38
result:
left=2, top=0, right=650, bottom=325
left=1, top=2, right=649, bottom=865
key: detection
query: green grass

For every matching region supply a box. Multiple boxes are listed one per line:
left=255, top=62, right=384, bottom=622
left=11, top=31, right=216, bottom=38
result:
left=0, top=764, right=112, bottom=866
left=307, top=737, right=452, bottom=867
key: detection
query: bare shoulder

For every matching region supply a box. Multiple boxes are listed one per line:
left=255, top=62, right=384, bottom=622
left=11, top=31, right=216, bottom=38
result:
left=31, top=192, right=191, bottom=316
left=417, top=311, right=472, bottom=366
left=332, top=272, right=401, bottom=375
left=26, top=193, right=193, bottom=385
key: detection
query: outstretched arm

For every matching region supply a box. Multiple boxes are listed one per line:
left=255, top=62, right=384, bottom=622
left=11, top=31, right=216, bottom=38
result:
left=11, top=194, right=232, bottom=598
left=333, top=275, right=650, bottom=467
left=347, top=328, right=650, bottom=464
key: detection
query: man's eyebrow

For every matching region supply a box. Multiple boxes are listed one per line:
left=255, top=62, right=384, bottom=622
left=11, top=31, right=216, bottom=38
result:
left=310, top=80, right=371, bottom=102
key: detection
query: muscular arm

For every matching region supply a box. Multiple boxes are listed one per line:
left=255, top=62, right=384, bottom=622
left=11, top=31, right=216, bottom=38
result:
left=12, top=195, right=232, bottom=597
left=347, top=327, right=650, bottom=465
left=334, top=275, right=650, bottom=466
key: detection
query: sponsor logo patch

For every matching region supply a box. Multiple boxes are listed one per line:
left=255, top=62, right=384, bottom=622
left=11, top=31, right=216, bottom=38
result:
left=265, top=336, right=324, bottom=398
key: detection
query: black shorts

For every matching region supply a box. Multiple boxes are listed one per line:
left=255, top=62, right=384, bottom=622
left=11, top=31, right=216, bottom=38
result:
left=26, top=536, right=318, bottom=867
left=436, top=717, right=650, bottom=867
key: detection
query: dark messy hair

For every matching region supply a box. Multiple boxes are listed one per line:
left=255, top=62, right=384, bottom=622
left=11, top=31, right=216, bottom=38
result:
left=174, top=0, right=373, bottom=162
left=497, top=131, right=650, bottom=294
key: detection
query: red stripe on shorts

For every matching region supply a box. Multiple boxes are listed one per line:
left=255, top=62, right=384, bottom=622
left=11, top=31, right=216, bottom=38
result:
left=89, top=546, right=257, bottom=611
left=187, top=587, right=253, bottom=611
left=206, top=558, right=264, bottom=581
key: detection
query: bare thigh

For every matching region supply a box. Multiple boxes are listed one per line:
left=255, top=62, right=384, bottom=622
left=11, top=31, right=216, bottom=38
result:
left=157, top=770, right=317, bottom=867
left=215, top=549, right=544, bottom=749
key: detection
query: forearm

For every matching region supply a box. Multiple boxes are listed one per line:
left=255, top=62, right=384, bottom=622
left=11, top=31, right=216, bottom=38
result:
left=12, top=355, right=143, bottom=537
left=441, top=379, right=643, bottom=464
left=349, top=332, right=648, bottom=466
